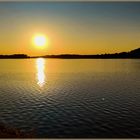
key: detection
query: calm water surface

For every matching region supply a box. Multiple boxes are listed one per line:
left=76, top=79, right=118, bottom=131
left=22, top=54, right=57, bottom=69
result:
left=0, top=59, right=140, bottom=138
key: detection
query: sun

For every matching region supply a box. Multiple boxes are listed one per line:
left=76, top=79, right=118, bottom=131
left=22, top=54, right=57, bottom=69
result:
left=33, top=34, right=47, bottom=48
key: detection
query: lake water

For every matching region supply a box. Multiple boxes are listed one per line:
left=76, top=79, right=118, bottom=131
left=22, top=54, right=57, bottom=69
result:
left=0, top=59, right=140, bottom=138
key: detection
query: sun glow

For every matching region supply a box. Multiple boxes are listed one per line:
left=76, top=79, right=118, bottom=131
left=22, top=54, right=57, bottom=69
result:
left=33, top=34, right=48, bottom=48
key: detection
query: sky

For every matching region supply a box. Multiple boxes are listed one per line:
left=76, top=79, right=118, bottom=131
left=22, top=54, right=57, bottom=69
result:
left=0, top=2, right=140, bottom=56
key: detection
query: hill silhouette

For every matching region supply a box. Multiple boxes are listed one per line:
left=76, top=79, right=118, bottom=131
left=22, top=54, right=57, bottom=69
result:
left=0, top=48, right=140, bottom=59
left=0, top=54, right=29, bottom=59
left=42, top=48, right=140, bottom=59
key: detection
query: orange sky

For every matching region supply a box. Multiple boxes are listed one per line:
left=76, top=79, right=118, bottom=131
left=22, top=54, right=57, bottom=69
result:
left=0, top=2, right=140, bottom=56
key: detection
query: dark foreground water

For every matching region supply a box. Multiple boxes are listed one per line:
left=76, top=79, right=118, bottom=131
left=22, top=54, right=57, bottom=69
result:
left=0, top=59, right=140, bottom=138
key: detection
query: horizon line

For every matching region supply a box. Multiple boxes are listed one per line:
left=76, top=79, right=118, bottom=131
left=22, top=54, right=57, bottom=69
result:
left=0, top=47, right=139, bottom=57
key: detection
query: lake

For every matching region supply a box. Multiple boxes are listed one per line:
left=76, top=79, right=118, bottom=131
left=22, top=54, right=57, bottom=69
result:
left=0, top=58, right=140, bottom=138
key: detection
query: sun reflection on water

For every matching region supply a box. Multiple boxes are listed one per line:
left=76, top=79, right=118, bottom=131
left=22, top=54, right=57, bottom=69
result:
left=36, top=58, right=46, bottom=87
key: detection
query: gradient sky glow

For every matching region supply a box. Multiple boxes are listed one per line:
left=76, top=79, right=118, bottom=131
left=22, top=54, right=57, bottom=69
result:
left=0, top=2, right=140, bottom=56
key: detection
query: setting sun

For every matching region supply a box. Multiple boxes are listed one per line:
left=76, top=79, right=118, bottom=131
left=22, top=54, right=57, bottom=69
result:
left=33, top=34, right=47, bottom=48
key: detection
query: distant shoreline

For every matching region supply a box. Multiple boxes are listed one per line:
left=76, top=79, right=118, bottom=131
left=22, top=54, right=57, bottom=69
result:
left=1, top=57, right=140, bottom=59
left=0, top=48, right=140, bottom=59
